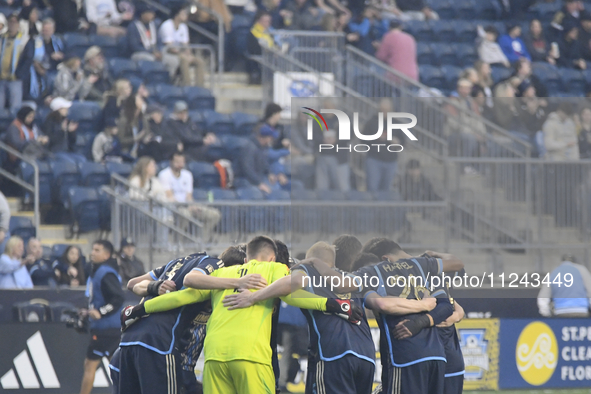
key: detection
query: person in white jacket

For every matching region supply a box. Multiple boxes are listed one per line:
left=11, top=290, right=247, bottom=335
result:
left=85, top=0, right=132, bottom=37
left=477, top=25, right=510, bottom=68
left=542, top=102, right=580, bottom=161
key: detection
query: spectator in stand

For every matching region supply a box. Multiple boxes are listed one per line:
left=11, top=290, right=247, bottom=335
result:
left=477, top=25, right=510, bottom=67
left=159, top=5, right=206, bottom=87
left=50, top=0, right=88, bottom=34
left=137, top=104, right=179, bottom=162
left=92, top=117, right=123, bottom=162
left=576, top=107, right=591, bottom=158
left=0, top=236, right=33, bottom=289
left=194, top=0, right=232, bottom=38
left=126, top=4, right=162, bottom=63
left=0, top=13, right=6, bottom=35
left=474, top=60, right=494, bottom=101
left=283, top=0, right=322, bottom=31
left=498, top=23, right=531, bottom=64
left=18, top=4, right=40, bottom=41
left=558, top=24, right=587, bottom=69
left=0, top=13, right=25, bottom=115
left=85, top=0, right=131, bottom=38
left=5, top=106, right=48, bottom=158
left=347, top=7, right=377, bottom=54
left=394, top=0, right=438, bottom=21
left=580, top=13, right=591, bottom=61
left=511, top=58, right=548, bottom=98
left=81, top=46, right=112, bottom=101
left=118, top=83, right=148, bottom=155
left=247, top=10, right=274, bottom=84
left=543, top=102, right=579, bottom=160
left=524, top=19, right=557, bottom=65
left=364, top=98, right=399, bottom=192
left=16, top=18, right=65, bottom=104
left=44, top=97, right=81, bottom=157
left=0, top=191, right=10, bottom=255
left=376, top=20, right=418, bottom=81
left=52, top=245, right=85, bottom=287
left=25, top=237, right=56, bottom=287
left=166, top=100, right=216, bottom=161
left=516, top=96, right=547, bottom=156
left=102, top=78, right=132, bottom=127
left=398, top=159, right=440, bottom=201
left=315, top=129, right=350, bottom=191
left=128, top=156, right=167, bottom=200
left=158, top=152, right=221, bottom=229
left=117, top=237, right=144, bottom=284
left=550, top=0, right=584, bottom=41
left=53, top=56, right=96, bottom=101
left=234, top=125, right=277, bottom=193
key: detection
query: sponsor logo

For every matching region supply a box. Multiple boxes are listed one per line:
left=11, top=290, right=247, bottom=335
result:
left=516, top=321, right=558, bottom=386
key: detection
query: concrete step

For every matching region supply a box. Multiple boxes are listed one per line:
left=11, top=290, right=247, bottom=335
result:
left=12, top=211, right=34, bottom=218
left=38, top=225, right=69, bottom=240
left=213, top=84, right=263, bottom=114
left=6, top=197, right=20, bottom=212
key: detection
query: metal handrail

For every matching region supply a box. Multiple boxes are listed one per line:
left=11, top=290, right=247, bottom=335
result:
left=0, top=141, right=39, bottom=233
left=142, top=0, right=225, bottom=73
left=344, top=46, right=532, bottom=157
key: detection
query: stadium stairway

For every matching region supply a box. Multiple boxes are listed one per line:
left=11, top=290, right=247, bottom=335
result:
left=6, top=197, right=88, bottom=253
left=207, top=72, right=263, bottom=115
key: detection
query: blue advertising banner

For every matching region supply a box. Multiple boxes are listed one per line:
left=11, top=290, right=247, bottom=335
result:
left=499, top=319, right=591, bottom=389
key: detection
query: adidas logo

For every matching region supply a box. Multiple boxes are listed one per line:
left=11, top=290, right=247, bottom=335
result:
left=0, top=331, right=111, bottom=389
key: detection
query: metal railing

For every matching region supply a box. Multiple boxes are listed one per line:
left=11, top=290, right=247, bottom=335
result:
left=143, top=0, right=225, bottom=73
left=0, top=141, right=39, bottom=233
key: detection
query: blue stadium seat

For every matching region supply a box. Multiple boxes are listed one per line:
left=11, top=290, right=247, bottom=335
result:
left=455, top=0, right=476, bottom=19
left=68, top=101, right=101, bottom=134
left=203, top=110, right=234, bottom=135
left=428, top=0, right=455, bottom=19
left=232, top=112, right=259, bottom=136
left=193, top=188, right=209, bottom=201
left=109, top=58, right=138, bottom=79
left=236, top=186, right=264, bottom=200
left=68, top=187, right=102, bottom=234
left=530, top=1, right=560, bottom=23
left=561, top=69, right=586, bottom=95
left=432, top=44, right=456, bottom=66
left=157, top=85, right=186, bottom=109
left=228, top=26, right=250, bottom=58
left=231, top=14, right=254, bottom=29
left=9, top=216, right=36, bottom=244
left=188, top=161, right=220, bottom=189
left=455, top=45, right=478, bottom=67
left=89, top=35, right=119, bottom=58
left=73, top=132, right=95, bottom=159
left=474, top=0, right=499, bottom=20
left=431, top=20, right=456, bottom=42
left=34, top=106, right=51, bottom=127
left=404, top=21, right=433, bottom=42
left=208, top=187, right=235, bottom=200
left=490, top=66, right=512, bottom=83
left=50, top=160, right=81, bottom=205
left=79, top=162, right=110, bottom=186
left=63, top=33, right=90, bottom=58
left=137, top=60, right=170, bottom=84
left=416, top=43, right=434, bottom=65
left=51, top=243, right=71, bottom=260
left=188, top=110, right=206, bottom=130
left=441, top=65, right=463, bottom=90
left=0, top=108, right=12, bottom=131
left=419, top=66, right=446, bottom=90
left=106, top=162, right=133, bottom=178
left=19, top=161, right=52, bottom=204
left=184, top=87, right=215, bottom=111
left=455, top=21, right=477, bottom=43
left=266, top=190, right=290, bottom=200
left=13, top=301, right=48, bottom=322
left=48, top=302, right=77, bottom=323
left=533, top=66, right=561, bottom=95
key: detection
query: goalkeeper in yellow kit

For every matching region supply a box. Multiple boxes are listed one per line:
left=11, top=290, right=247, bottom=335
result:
left=121, top=236, right=363, bottom=394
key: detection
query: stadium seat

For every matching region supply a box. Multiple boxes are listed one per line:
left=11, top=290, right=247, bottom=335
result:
left=455, top=0, right=476, bottom=19
left=34, top=106, right=51, bottom=127
left=266, top=190, right=290, bottom=200
left=209, top=187, right=237, bottom=200
left=561, top=69, right=586, bottom=95
left=50, top=160, right=81, bottom=205
left=74, top=132, right=96, bottom=159
left=530, top=1, right=560, bottom=23
left=63, top=33, right=90, bottom=58
left=429, top=0, right=455, bottom=19
left=473, top=0, right=499, bottom=20
left=13, top=301, right=49, bottom=323
left=89, top=35, right=119, bottom=58
left=236, top=186, right=264, bottom=200
left=203, top=110, right=235, bottom=135
left=48, top=302, right=77, bottom=323
left=109, top=58, right=138, bottom=79
left=404, top=21, right=433, bottom=42
left=192, top=188, right=209, bottom=201
left=184, top=87, right=216, bottom=111
left=232, top=112, right=259, bottom=136
left=441, top=65, right=463, bottom=91
left=431, top=20, right=456, bottom=42
left=490, top=66, right=512, bottom=83
left=9, top=216, right=36, bottom=243
left=454, top=21, right=477, bottom=43
left=231, top=14, right=254, bottom=29
left=0, top=108, right=12, bottom=130
left=455, top=45, right=478, bottom=67
left=68, top=187, right=102, bottom=234
left=188, top=161, right=221, bottom=189
left=416, top=43, right=434, bottom=65
left=51, top=243, right=71, bottom=260
left=534, top=66, right=561, bottom=95
left=106, top=162, right=133, bottom=179
left=432, top=44, right=456, bottom=66
left=19, top=160, right=52, bottom=204
left=157, top=85, right=186, bottom=109
left=137, top=60, right=170, bottom=84
left=188, top=110, right=206, bottom=130
left=419, top=66, right=446, bottom=90
left=68, top=101, right=102, bottom=134
left=79, top=162, right=110, bottom=186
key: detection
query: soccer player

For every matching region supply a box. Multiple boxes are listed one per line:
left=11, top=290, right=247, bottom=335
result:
left=115, top=248, right=266, bottom=394
left=122, top=236, right=362, bottom=394
left=333, top=234, right=363, bottom=271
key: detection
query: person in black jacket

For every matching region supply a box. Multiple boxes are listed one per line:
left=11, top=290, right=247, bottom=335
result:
left=558, top=24, right=587, bottom=70
left=234, top=125, right=276, bottom=193
left=117, top=237, right=145, bottom=284
left=25, top=238, right=57, bottom=287
left=52, top=245, right=86, bottom=287
left=44, top=97, right=79, bottom=154
left=166, top=100, right=217, bottom=161
left=137, top=104, right=180, bottom=161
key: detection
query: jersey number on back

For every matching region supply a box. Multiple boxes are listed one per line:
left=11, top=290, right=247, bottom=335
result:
left=233, top=268, right=249, bottom=293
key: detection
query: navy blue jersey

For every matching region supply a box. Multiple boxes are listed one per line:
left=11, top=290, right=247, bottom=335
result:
left=298, top=265, right=375, bottom=365
left=355, top=257, right=446, bottom=366
left=120, top=253, right=223, bottom=371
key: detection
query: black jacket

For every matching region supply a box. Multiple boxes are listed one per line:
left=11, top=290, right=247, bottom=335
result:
left=166, top=117, right=207, bottom=160
left=91, top=258, right=125, bottom=318
left=118, top=253, right=145, bottom=284
left=234, top=136, right=269, bottom=186
left=44, top=113, right=76, bottom=153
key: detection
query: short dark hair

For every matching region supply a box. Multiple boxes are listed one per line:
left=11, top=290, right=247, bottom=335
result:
left=484, top=25, right=498, bottom=36
left=220, top=244, right=247, bottom=267
left=361, top=238, right=401, bottom=259
left=170, top=4, right=186, bottom=19
left=254, top=9, right=271, bottom=23
left=389, top=20, right=402, bottom=30
left=274, top=239, right=290, bottom=266
left=93, top=240, right=114, bottom=256
left=264, top=103, right=282, bottom=121
left=351, top=252, right=380, bottom=272
left=333, top=234, right=362, bottom=272
left=246, top=236, right=277, bottom=260
left=171, top=151, right=185, bottom=161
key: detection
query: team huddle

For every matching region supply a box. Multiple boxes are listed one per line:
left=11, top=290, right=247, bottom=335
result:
left=108, top=235, right=466, bottom=394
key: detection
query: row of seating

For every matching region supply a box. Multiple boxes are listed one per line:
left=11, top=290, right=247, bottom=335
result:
left=416, top=43, right=478, bottom=68
left=426, top=0, right=500, bottom=20
left=13, top=301, right=77, bottom=323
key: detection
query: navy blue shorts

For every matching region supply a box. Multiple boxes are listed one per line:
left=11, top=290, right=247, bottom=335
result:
left=118, top=346, right=180, bottom=394
left=306, top=355, right=375, bottom=394
left=444, top=373, right=464, bottom=394
left=109, top=348, right=121, bottom=394
left=382, top=360, right=445, bottom=394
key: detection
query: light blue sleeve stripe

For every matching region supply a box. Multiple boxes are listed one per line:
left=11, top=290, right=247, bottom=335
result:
left=445, top=370, right=465, bottom=377
left=149, top=271, right=157, bottom=280
left=191, top=268, right=207, bottom=275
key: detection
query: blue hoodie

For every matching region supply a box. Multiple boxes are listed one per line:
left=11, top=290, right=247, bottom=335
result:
left=498, top=34, right=531, bottom=63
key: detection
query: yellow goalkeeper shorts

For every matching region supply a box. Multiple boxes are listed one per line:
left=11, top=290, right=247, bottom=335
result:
left=202, top=359, right=275, bottom=394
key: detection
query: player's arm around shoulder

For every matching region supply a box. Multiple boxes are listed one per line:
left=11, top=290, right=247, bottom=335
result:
left=363, top=291, right=437, bottom=315
left=183, top=266, right=268, bottom=291
left=423, top=250, right=464, bottom=273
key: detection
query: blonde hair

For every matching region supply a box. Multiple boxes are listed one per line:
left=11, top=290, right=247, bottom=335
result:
left=129, top=156, right=155, bottom=188
left=64, top=56, right=81, bottom=70
left=5, top=236, right=23, bottom=257
left=306, top=242, right=336, bottom=266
